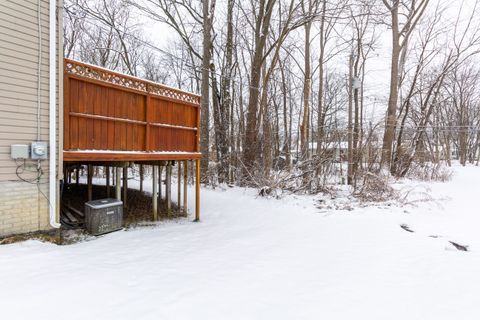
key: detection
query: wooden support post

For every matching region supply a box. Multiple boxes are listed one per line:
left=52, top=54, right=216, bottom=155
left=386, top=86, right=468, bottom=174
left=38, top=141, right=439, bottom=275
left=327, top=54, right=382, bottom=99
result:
left=106, top=166, right=110, bottom=198
left=123, top=166, right=128, bottom=208
left=183, top=160, right=188, bottom=215
left=87, top=164, right=93, bottom=201
left=177, top=161, right=181, bottom=207
left=157, top=165, right=161, bottom=211
left=75, top=167, right=79, bottom=186
left=195, top=159, right=200, bottom=221
left=63, top=167, right=68, bottom=185
left=152, top=165, right=158, bottom=221
left=166, top=161, right=172, bottom=215
left=159, top=165, right=163, bottom=200
left=115, top=167, right=121, bottom=201
left=139, top=164, right=144, bottom=192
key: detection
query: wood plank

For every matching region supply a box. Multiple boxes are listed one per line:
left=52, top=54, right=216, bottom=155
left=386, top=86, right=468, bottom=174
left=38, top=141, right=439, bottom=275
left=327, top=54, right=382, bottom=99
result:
left=63, top=151, right=202, bottom=162
left=70, top=78, right=79, bottom=149
left=107, top=87, right=115, bottom=150
left=63, top=72, right=70, bottom=150
left=126, top=93, right=134, bottom=150
left=132, top=95, right=138, bottom=150
left=148, top=122, right=197, bottom=131
left=86, top=83, right=95, bottom=149
left=93, top=85, right=102, bottom=150
left=196, top=97, right=201, bottom=152
left=113, top=88, right=122, bottom=150
left=145, top=94, right=151, bottom=151
left=69, top=112, right=147, bottom=125
left=101, top=85, right=109, bottom=150
left=78, top=80, right=87, bottom=149
left=64, top=203, right=85, bottom=218
left=63, top=208, right=78, bottom=224
left=120, top=92, right=127, bottom=150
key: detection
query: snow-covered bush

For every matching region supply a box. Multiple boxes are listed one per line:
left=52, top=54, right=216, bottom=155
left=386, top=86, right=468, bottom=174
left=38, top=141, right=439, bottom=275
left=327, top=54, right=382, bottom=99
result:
left=353, top=170, right=398, bottom=203
left=405, top=162, right=453, bottom=182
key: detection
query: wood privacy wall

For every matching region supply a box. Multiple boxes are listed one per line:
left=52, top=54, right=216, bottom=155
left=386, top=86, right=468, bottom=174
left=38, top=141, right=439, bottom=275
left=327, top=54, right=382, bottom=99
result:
left=63, top=59, right=200, bottom=158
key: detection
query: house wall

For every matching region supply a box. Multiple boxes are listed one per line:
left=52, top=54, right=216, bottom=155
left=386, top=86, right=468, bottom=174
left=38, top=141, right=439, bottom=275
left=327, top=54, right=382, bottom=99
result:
left=0, top=0, right=63, bottom=237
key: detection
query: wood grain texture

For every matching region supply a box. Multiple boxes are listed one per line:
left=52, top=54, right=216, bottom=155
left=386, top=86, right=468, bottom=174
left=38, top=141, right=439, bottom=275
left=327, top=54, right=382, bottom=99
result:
left=63, top=59, right=201, bottom=162
left=63, top=151, right=202, bottom=162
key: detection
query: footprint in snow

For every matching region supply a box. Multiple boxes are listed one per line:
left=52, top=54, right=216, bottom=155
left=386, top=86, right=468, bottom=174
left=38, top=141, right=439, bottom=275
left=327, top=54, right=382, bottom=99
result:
left=448, top=241, right=469, bottom=252
left=400, top=224, right=470, bottom=252
left=400, top=224, right=414, bottom=233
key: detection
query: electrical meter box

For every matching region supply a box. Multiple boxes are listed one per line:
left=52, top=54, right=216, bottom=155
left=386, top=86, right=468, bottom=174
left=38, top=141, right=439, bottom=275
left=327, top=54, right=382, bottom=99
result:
left=31, top=141, right=48, bottom=160
left=85, top=198, right=123, bottom=235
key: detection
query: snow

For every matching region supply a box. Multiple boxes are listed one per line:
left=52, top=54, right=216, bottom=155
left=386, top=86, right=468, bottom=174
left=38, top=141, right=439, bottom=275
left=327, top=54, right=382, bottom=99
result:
left=1, top=164, right=480, bottom=319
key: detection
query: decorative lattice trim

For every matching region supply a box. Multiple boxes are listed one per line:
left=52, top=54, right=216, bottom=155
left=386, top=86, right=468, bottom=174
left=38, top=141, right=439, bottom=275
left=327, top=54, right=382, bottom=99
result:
left=65, top=59, right=200, bottom=105
left=148, top=83, right=200, bottom=105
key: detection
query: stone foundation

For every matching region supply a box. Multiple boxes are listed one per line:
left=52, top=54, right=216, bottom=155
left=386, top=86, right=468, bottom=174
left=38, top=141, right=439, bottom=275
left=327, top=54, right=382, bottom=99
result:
left=0, top=181, right=51, bottom=237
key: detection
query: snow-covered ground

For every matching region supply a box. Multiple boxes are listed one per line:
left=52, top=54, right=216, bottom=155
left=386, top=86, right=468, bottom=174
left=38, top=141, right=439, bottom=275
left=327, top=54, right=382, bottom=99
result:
left=1, top=164, right=480, bottom=320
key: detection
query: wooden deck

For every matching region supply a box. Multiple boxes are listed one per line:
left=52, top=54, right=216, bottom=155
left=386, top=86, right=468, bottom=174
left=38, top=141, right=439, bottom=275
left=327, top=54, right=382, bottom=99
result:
left=63, top=59, right=201, bottom=162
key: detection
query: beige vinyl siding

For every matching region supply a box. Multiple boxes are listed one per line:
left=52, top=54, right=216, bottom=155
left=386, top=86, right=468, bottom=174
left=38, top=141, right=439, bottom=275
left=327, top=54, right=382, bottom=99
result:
left=0, top=0, right=60, bottom=182
left=0, top=0, right=62, bottom=236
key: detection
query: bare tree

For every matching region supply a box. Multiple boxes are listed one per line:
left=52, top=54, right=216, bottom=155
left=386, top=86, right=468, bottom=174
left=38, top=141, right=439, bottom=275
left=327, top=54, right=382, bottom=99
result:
left=380, top=0, right=430, bottom=168
left=300, top=0, right=320, bottom=161
left=242, top=0, right=278, bottom=179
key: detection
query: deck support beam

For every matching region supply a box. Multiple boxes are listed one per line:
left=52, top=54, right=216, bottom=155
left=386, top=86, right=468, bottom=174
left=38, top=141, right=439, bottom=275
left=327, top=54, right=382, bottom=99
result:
left=177, top=162, right=181, bottom=208
left=63, top=167, right=67, bottom=186
left=106, top=166, right=110, bottom=197
left=152, top=165, right=158, bottom=220
left=183, top=160, right=188, bottom=215
left=123, top=167, right=128, bottom=208
left=139, top=164, right=144, bottom=192
left=166, top=162, right=172, bottom=216
left=87, top=164, right=93, bottom=201
left=195, top=159, right=200, bottom=221
left=159, top=165, right=163, bottom=200
left=115, top=167, right=121, bottom=201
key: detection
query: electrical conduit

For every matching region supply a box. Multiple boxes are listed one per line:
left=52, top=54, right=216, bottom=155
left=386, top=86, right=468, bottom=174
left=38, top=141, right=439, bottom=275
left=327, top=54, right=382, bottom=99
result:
left=49, top=0, right=60, bottom=229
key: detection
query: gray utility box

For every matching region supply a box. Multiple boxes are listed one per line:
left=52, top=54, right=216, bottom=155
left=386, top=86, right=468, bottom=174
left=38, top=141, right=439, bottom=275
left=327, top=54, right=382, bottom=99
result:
left=85, top=198, right=123, bottom=235
left=11, top=144, right=29, bottom=159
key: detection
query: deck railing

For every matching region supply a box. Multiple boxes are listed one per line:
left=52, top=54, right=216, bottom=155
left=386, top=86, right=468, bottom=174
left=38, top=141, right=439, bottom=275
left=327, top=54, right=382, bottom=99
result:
left=63, top=59, right=200, bottom=158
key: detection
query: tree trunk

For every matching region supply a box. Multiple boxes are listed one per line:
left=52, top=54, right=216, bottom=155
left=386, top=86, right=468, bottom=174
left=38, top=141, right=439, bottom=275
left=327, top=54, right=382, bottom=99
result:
left=316, top=0, right=327, bottom=160
left=242, top=0, right=276, bottom=178
left=200, top=0, right=214, bottom=182
left=300, top=22, right=312, bottom=161
left=224, top=0, right=235, bottom=183
left=381, top=4, right=400, bottom=168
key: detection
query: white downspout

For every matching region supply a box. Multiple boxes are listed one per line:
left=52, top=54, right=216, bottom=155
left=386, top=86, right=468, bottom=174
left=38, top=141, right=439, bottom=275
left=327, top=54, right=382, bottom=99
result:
left=49, top=0, right=60, bottom=229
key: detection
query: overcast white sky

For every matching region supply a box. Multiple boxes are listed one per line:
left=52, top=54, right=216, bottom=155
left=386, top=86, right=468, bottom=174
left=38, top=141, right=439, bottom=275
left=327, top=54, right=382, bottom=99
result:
left=132, top=0, right=477, bottom=124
